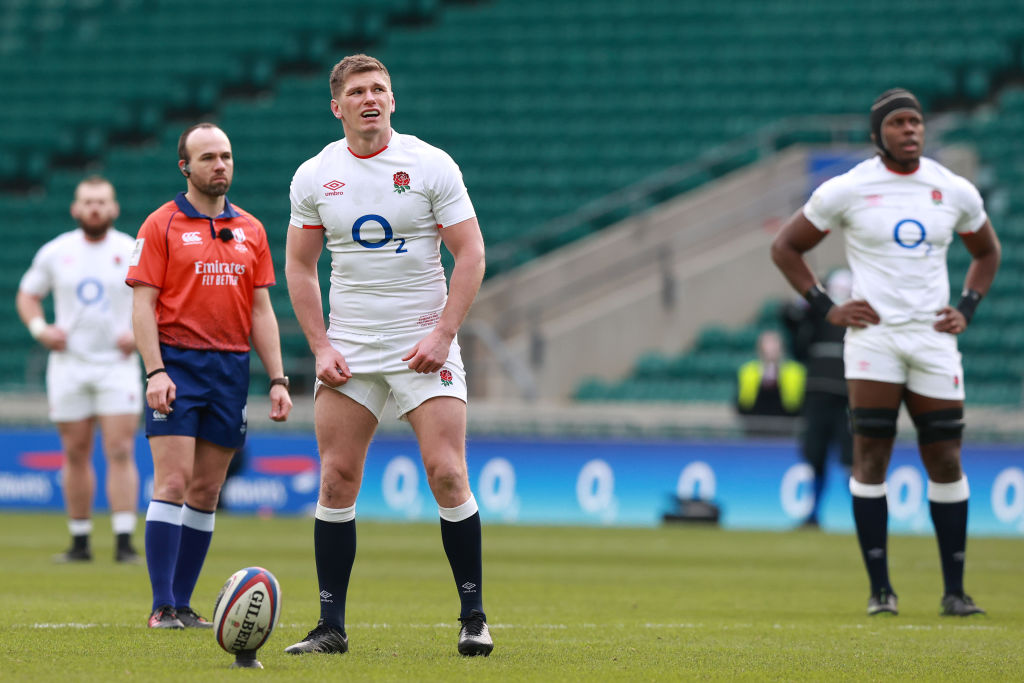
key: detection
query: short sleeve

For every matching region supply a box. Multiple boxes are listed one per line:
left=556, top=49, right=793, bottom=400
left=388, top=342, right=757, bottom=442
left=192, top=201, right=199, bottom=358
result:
left=19, top=243, right=54, bottom=297
left=125, top=214, right=168, bottom=288
left=252, top=224, right=277, bottom=288
left=952, top=178, right=988, bottom=234
left=802, top=176, right=850, bottom=233
left=428, top=149, right=476, bottom=228
left=289, top=161, right=323, bottom=228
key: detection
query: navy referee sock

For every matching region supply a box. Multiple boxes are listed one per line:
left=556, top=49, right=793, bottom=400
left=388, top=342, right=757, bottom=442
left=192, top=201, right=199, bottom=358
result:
left=172, top=505, right=215, bottom=609
left=145, top=500, right=183, bottom=611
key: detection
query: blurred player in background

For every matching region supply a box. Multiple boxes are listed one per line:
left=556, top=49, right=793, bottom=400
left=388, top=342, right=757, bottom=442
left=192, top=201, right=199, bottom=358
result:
left=284, top=54, right=491, bottom=657
left=771, top=89, right=1000, bottom=616
left=781, top=268, right=854, bottom=528
left=16, top=176, right=142, bottom=565
left=127, top=123, right=292, bottom=629
left=16, top=176, right=142, bottom=564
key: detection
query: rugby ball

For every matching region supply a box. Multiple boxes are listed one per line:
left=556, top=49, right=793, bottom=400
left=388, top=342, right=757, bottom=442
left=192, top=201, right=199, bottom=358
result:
left=212, top=566, right=281, bottom=654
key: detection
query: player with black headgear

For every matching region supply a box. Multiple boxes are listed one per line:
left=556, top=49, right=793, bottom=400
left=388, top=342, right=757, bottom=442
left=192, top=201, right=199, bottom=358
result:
left=770, top=88, right=1001, bottom=617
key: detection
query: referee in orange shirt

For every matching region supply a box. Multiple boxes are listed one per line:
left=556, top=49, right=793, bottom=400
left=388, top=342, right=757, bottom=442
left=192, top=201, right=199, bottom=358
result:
left=126, top=123, right=292, bottom=629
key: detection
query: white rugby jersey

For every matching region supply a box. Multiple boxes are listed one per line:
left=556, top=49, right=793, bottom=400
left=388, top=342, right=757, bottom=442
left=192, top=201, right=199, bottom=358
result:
left=290, top=130, right=476, bottom=334
left=19, top=228, right=137, bottom=364
left=803, top=156, right=987, bottom=325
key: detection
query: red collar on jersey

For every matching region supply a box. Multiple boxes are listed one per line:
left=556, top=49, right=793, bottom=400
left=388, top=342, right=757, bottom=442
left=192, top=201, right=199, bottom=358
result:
left=347, top=145, right=388, bottom=159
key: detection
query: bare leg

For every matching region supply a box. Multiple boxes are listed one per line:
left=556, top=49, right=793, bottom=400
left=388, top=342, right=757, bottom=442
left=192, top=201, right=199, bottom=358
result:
left=55, top=418, right=97, bottom=521
left=99, top=413, right=139, bottom=513
left=407, top=396, right=489, bottom=647
left=847, top=380, right=903, bottom=608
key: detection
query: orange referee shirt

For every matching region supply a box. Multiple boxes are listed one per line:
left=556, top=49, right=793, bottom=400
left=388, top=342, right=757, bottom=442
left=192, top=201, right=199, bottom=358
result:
left=126, top=193, right=276, bottom=352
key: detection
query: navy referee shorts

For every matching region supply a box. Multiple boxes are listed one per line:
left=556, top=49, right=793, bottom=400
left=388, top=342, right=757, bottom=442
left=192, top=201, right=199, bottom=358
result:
left=145, top=344, right=250, bottom=449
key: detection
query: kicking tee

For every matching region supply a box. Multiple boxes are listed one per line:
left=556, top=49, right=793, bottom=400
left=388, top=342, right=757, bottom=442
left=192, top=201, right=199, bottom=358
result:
left=803, top=156, right=987, bottom=325
left=126, top=193, right=276, bottom=351
left=20, top=228, right=136, bottom=364
left=289, top=130, right=476, bottom=334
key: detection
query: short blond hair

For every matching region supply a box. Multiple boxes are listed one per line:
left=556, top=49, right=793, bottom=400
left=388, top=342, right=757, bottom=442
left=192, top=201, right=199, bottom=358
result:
left=329, top=54, right=391, bottom=99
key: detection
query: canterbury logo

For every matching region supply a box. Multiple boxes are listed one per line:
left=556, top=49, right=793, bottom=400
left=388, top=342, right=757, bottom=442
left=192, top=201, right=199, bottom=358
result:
left=182, top=231, right=202, bottom=244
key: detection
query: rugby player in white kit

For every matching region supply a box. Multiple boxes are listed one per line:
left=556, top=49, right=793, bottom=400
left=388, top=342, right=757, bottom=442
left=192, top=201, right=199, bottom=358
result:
left=16, top=176, right=142, bottom=564
left=284, top=54, right=491, bottom=656
left=772, top=89, right=1001, bottom=617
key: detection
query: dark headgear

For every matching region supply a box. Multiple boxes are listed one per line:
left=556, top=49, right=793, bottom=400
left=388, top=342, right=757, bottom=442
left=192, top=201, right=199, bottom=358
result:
left=870, top=88, right=922, bottom=157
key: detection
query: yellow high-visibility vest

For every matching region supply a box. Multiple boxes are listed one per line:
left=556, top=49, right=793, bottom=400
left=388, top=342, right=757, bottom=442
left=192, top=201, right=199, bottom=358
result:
left=737, top=360, right=806, bottom=413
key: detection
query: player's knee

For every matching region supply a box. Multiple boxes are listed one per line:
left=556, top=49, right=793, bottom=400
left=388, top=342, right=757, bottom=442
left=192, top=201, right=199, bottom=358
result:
left=105, top=444, right=135, bottom=467
left=154, top=473, right=188, bottom=502
left=424, top=461, right=466, bottom=494
left=186, top=479, right=222, bottom=509
left=850, top=407, right=899, bottom=439
left=319, top=458, right=361, bottom=494
left=913, top=408, right=964, bottom=445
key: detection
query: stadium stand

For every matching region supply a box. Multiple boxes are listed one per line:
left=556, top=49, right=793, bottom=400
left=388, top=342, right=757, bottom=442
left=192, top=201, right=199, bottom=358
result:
left=581, top=85, right=1024, bottom=406
left=1, top=0, right=1022, bottom=407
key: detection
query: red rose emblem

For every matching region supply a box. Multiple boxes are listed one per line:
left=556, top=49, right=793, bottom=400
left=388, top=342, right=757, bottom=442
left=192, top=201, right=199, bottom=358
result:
left=439, top=369, right=453, bottom=386
left=393, top=171, right=411, bottom=194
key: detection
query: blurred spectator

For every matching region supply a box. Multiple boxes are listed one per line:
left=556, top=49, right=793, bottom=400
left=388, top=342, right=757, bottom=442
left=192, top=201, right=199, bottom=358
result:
left=736, top=330, right=806, bottom=437
left=782, top=268, right=854, bottom=528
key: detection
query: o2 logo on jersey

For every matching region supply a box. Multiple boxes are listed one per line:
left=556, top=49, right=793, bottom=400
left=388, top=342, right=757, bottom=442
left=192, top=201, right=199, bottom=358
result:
left=76, top=277, right=104, bottom=305
left=893, top=218, right=927, bottom=249
left=352, top=214, right=407, bottom=253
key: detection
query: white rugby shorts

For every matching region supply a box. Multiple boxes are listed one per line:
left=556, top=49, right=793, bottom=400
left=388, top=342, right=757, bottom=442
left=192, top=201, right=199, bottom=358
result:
left=46, top=352, right=143, bottom=422
left=316, top=327, right=467, bottom=420
left=844, top=322, right=965, bottom=400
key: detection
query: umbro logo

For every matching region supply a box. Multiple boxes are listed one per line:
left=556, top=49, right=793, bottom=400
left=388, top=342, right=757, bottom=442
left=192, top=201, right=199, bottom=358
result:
left=319, top=590, right=333, bottom=603
left=323, top=180, right=345, bottom=196
left=460, top=582, right=477, bottom=592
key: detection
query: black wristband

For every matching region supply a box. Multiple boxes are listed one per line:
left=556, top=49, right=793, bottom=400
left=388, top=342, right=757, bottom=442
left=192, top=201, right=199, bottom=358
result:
left=803, top=284, right=836, bottom=318
left=146, top=368, right=168, bottom=380
left=956, top=289, right=982, bottom=325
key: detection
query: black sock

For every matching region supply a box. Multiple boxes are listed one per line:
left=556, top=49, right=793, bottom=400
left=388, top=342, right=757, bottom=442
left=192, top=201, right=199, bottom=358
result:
left=116, top=533, right=133, bottom=551
left=72, top=534, right=89, bottom=552
left=930, top=499, right=968, bottom=596
left=852, top=494, right=892, bottom=594
left=314, top=518, right=356, bottom=632
left=440, top=512, right=484, bottom=619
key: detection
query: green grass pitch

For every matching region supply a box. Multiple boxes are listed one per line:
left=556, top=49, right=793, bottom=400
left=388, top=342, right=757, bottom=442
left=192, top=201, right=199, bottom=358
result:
left=2, top=511, right=1022, bottom=681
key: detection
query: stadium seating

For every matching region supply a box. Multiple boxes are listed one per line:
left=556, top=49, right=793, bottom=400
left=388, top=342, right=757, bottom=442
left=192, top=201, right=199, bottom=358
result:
left=1, top=0, right=1023, bottom=402
left=585, top=83, right=1024, bottom=406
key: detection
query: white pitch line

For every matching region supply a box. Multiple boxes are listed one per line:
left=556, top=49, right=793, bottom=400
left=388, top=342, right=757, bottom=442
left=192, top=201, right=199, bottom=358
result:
left=20, top=621, right=1001, bottom=631
left=23, top=621, right=696, bottom=630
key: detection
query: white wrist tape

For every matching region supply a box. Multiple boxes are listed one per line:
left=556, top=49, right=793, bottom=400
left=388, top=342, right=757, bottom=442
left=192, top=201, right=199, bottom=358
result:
left=28, top=317, right=47, bottom=339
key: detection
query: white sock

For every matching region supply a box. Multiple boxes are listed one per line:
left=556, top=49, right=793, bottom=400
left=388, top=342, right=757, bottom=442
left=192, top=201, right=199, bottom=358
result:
left=111, top=512, right=137, bottom=535
left=439, top=494, right=478, bottom=522
left=927, top=477, right=969, bottom=503
left=315, top=503, right=356, bottom=522
left=68, top=518, right=93, bottom=537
